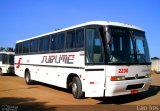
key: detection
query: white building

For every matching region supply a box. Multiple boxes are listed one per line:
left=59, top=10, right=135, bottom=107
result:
left=151, top=59, right=160, bottom=73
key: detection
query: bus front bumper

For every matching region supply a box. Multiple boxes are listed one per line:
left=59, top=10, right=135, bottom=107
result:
left=104, top=78, right=152, bottom=97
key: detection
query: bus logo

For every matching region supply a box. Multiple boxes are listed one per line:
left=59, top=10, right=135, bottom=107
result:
left=16, top=58, right=22, bottom=68
left=135, top=74, right=139, bottom=79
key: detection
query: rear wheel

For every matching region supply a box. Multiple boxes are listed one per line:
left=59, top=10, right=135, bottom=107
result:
left=25, top=71, right=34, bottom=85
left=72, top=77, right=84, bottom=99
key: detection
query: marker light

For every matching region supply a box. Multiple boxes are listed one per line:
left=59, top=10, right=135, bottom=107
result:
left=110, top=76, right=125, bottom=81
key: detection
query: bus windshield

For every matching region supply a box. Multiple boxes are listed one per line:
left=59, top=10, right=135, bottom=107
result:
left=0, top=54, right=14, bottom=65
left=107, top=27, right=150, bottom=65
left=9, top=55, right=14, bottom=65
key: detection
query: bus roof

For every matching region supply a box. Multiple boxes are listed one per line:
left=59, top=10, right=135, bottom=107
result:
left=0, top=52, right=15, bottom=55
left=16, top=21, right=144, bottom=43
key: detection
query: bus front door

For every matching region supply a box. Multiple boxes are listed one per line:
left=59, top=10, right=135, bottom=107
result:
left=84, top=28, right=106, bottom=97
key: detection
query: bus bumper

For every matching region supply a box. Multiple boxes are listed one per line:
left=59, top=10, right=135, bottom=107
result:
left=105, top=78, right=152, bottom=97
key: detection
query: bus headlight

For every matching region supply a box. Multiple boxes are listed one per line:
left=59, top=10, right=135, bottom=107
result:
left=110, top=76, right=125, bottom=81
left=145, top=73, right=151, bottom=78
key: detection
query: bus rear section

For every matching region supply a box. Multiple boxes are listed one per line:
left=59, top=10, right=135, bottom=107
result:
left=0, top=52, right=15, bottom=75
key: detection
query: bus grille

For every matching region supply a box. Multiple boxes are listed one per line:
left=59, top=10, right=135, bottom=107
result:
left=125, top=76, right=146, bottom=80
left=126, top=83, right=144, bottom=90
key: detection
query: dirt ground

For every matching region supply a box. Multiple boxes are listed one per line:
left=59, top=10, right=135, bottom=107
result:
left=0, top=73, right=160, bottom=111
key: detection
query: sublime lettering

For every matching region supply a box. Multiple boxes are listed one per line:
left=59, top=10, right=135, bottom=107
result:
left=41, top=55, right=75, bottom=64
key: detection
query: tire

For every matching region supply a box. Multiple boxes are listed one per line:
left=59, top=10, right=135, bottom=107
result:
left=72, top=77, right=84, bottom=99
left=0, top=68, right=3, bottom=76
left=25, top=71, right=34, bottom=85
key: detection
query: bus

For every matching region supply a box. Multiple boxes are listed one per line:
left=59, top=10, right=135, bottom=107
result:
left=15, top=21, right=151, bottom=99
left=0, top=52, right=15, bottom=75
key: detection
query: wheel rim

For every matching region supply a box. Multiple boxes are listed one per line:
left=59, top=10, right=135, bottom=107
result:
left=72, top=82, right=77, bottom=96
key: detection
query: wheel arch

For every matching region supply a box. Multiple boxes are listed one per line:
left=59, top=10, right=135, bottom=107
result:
left=66, top=73, right=79, bottom=89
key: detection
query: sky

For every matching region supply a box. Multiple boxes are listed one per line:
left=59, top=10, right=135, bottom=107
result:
left=0, top=0, right=160, bottom=57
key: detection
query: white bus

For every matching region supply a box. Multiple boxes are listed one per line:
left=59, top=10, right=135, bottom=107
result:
left=15, top=21, right=151, bottom=99
left=0, top=52, right=15, bottom=75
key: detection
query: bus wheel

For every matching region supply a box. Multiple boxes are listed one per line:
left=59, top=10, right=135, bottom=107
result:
left=72, top=77, right=84, bottom=99
left=0, top=68, right=3, bottom=76
left=25, top=71, right=34, bottom=85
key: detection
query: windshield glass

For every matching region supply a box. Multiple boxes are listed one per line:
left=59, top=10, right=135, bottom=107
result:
left=2, top=54, right=8, bottom=64
left=0, top=54, right=14, bottom=65
left=107, top=27, right=150, bottom=64
left=133, top=30, right=150, bottom=63
left=9, top=55, right=14, bottom=65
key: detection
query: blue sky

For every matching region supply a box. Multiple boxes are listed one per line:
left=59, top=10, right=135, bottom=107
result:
left=0, top=0, right=160, bottom=57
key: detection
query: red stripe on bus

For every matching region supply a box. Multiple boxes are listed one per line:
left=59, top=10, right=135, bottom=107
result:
left=90, top=82, right=94, bottom=84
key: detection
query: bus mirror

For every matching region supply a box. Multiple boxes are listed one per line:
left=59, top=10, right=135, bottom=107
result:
left=105, top=27, right=111, bottom=44
left=106, top=32, right=111, bottom=44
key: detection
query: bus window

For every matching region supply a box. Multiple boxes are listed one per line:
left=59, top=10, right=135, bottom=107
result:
left=2, top=54, right=8, bottom=64
left=15, top=44, right=19, bottom=54
left=66, top=30, right=76, bottom=49
left=56, top=33, right=65, bottom=50
left=86, top=28, right=104, bottom=63
left=76, top=29, right=84, bottom=48
left=39, top=36, right=50, bottom=52
left=50, top=34, right=57, bottom=51
left=23, top=41, right=30, bottom=53
left=30, top=39, right=39, bottom=53
left=19, top=43, right=23, bottom=54
left=50, top=33, right=65, bottom=51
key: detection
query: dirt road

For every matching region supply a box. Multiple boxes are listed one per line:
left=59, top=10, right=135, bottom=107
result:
left=0, top=73, right=160, bottom=110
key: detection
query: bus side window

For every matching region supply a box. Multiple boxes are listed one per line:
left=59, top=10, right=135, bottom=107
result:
left=39, top=36, right=50, bottom=52
left=50, top=33, right=65, bottom=51
left=15, top=44, right=19, bottom=54
left=23, top=41, right=30, bottom=54
left=76, top=29, right=84, bottom=48
left=57, top=33, right=65, bottom=50
left=30, top=39, right=39, bottom=53
left=66, top=30, right=76, bottom=49
left=50, top=34, right=57, bottom=50
left=19, top=43, right=23, bottom=54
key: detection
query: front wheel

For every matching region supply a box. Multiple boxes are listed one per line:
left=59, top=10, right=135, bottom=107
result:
left=72, top=77, right=84, bottom=99
left=25, top=71, right=34, bottom=85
